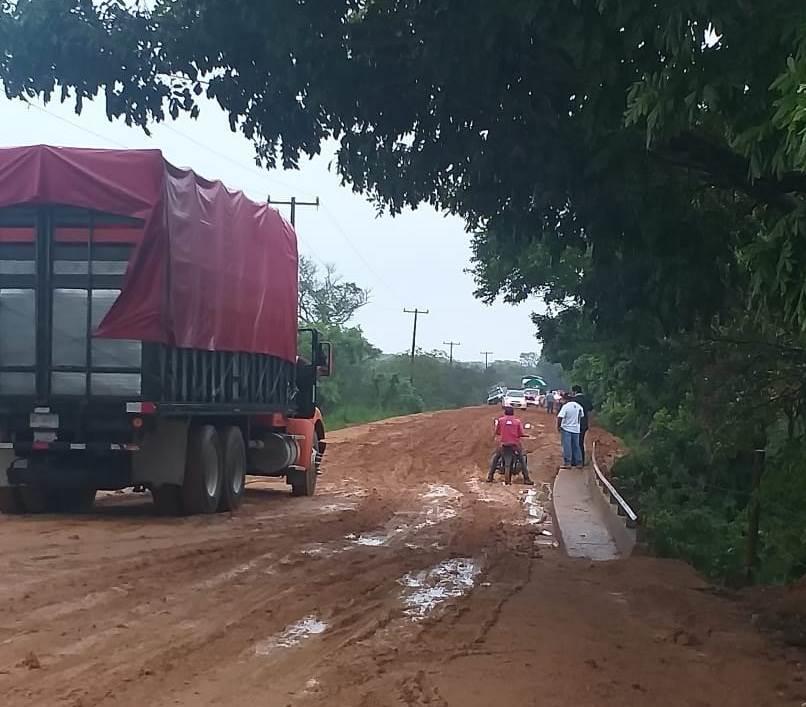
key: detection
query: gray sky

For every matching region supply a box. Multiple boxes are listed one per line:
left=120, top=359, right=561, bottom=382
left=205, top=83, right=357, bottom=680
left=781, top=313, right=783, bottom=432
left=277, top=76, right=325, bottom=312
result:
left=0, top=95, right=545, bottom=362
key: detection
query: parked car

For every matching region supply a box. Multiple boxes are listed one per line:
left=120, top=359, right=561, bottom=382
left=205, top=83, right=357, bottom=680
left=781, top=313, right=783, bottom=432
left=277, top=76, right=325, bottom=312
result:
left=524, top=389, right=540, bottom=407
left=502, top=389, right=528, bottom=410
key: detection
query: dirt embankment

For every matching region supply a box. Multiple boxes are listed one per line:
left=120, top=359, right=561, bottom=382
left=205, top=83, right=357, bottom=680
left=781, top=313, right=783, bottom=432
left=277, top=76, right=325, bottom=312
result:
left=0, top=406, right=800, bottom=706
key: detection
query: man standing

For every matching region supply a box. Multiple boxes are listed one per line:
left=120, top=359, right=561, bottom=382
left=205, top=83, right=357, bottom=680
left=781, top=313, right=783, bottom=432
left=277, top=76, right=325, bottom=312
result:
left=546, top=390, right=555, bottom=415
left=557, top=393, right=584, bottom=468
left=572, top=385, right=593, bottom=465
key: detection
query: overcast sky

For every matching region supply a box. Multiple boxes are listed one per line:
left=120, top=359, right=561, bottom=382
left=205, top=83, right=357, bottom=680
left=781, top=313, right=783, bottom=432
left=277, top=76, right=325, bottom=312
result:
left=0, top=95, right=545, bottom=362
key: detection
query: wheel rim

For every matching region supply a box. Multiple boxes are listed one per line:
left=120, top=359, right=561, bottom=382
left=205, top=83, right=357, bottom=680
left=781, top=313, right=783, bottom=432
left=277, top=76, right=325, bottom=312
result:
left=231, top=452, right=244, bottom=495
left=203, top=440, right=219, bottom=497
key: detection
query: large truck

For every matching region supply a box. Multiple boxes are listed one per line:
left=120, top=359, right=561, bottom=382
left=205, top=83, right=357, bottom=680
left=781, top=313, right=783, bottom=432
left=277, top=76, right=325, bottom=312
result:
left=0, top=145, right=331, bottom=515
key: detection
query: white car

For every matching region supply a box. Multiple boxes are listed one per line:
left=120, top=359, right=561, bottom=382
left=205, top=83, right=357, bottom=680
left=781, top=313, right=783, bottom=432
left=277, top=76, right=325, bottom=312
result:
left=502, top=389, right=528, bottom=410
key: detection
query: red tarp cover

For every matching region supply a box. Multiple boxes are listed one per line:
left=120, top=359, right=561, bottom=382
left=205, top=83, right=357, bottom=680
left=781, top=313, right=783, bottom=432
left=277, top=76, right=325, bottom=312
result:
left=0, top=145, right=299, bottom=362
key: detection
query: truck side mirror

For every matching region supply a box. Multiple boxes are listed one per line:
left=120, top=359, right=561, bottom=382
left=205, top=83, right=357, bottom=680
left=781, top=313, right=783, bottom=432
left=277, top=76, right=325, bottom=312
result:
left=316, top=342, right=333, bottom=377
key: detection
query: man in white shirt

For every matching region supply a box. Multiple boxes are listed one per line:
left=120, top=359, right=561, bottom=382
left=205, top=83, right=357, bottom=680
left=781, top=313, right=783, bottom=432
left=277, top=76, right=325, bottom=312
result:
left=557, top=393, right=584, bottom=468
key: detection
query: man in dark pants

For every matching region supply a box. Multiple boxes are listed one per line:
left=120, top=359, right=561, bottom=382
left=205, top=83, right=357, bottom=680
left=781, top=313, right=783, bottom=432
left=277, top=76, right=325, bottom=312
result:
left=572, top=385, right=593, bottom=465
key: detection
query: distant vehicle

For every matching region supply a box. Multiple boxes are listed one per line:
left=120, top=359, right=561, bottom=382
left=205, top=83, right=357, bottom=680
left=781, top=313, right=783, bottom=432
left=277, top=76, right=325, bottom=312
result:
left=502, top=389, right=528, bottom=410
left=486, top=385, right=506, bottom=405
left=524, top=389, right=540, bottom=407
left=522, top=375, right=546, bottom=390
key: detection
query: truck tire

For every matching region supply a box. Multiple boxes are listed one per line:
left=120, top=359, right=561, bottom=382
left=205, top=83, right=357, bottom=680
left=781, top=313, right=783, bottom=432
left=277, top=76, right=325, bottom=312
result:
left=290, top=434, right=318, bottom=497
left=0, top=487, right=24, bottom=514
left=182, top=425, right=223, bottom=514
left=218, top=426, right=246, bottom=512
left=153, top=484, right=183, bottom=516
left=19, top=485, right=50, bottom=513
left=54, top=488, right=96, bottom=514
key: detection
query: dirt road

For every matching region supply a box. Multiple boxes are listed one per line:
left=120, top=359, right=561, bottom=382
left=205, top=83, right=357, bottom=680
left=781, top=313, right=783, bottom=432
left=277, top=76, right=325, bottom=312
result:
left=0, top=407, right=801, bottom=706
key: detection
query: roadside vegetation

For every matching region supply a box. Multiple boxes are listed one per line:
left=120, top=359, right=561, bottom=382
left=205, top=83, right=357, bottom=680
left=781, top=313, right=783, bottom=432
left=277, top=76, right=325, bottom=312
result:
left=3, top=2, right=806, bottom=583
left=299, top=258, right=566, bottom=429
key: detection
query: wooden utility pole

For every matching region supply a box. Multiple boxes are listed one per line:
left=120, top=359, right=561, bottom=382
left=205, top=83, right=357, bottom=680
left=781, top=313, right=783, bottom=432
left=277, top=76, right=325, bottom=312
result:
left=443, top=341, right=461, bottom=365
left=267, top=195, right=320, bottom=226
left=481, top=351, right=493, bottom=369
left=404, top=308, right=429, bottom=381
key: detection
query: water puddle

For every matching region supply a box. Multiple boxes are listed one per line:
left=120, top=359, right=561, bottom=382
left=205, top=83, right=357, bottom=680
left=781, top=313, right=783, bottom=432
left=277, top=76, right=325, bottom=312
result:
left=518, top=484, right=558, bottom=547
left=422, top=483, right=462, bottom=500
left=254, top=615, right=328, bottom=656
left=344, top=485, right=461, bottom=548
left=398, top=558, right=482, bottom=620
left=521, top=488, right=547, bottom=525
left=350, top=531, right=387, bottom=547
left=317, top=501, right=358, bottom=514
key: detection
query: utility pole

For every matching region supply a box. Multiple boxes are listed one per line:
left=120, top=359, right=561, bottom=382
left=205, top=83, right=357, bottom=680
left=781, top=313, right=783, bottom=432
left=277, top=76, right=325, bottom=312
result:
left=481, top=351, right=493, bottom=369
left=267, top=195, right=320, bottom=227
left=443, top=341, right=461, bottom=365
left=403, top=308, right=429, bottom=381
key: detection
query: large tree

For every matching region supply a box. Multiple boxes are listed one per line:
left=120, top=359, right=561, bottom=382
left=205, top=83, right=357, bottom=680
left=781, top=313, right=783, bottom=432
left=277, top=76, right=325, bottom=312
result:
left=2, top=1, right=805, bottom=332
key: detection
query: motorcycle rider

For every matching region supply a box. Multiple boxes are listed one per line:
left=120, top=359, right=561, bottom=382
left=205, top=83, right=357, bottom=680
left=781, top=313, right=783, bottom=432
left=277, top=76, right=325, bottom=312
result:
left=487, top=406, right=534, bottom=485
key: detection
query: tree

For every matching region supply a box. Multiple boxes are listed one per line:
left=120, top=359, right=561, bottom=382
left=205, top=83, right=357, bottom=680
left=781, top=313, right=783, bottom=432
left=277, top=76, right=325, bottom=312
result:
left=298, top=256, right=369, bottom=327
left=3, top=1, right=805, bottom=330
left=519, top=352, right=539, bottom=369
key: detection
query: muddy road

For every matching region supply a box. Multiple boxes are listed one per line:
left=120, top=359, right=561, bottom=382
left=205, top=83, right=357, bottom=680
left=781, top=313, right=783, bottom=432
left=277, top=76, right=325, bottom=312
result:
left=0, top=407, right=801, bottom=706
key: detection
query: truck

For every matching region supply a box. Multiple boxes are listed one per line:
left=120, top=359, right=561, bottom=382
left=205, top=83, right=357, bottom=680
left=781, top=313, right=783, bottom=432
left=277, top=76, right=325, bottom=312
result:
left=0, top=145, right=331, bottom=515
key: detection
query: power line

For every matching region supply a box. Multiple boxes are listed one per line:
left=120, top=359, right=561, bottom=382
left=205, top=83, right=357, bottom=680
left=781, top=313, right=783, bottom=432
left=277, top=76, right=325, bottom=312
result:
left=21, top=99, right=333, bottom=267
left=21, top=101, right=132, bottom=149
left=319, top=203, right=404, bottom=303
left=481, top=351, right=494, bottom=369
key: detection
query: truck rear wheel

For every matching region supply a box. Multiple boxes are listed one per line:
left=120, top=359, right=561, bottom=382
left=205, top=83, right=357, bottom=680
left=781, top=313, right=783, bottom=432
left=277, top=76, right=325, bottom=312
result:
left=0, top=487, right=24, bottom=514
left=182, top=425, right=223, bottom=514
left=19, top=485, right=50, bottom=513
left=290, top=434, right=318, bottom=497
left=218, top=426, right=246, bottom=512
left=153, top=484, right=183, bottom=516
left=53, top=488, right=96, bottom=513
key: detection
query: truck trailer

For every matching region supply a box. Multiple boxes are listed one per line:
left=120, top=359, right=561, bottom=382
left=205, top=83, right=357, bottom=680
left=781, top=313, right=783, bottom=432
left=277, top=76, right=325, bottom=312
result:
left=0, top=145, right=331, bottom=515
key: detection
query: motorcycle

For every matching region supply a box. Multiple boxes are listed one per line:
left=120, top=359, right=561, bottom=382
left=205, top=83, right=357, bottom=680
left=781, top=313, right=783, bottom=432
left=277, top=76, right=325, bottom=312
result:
left=491, top=422, right=534, bottom=485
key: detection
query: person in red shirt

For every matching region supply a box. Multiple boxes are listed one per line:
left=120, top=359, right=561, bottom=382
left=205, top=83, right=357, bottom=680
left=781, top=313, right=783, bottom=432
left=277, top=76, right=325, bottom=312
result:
left=488, top=407, right=534, bottom=484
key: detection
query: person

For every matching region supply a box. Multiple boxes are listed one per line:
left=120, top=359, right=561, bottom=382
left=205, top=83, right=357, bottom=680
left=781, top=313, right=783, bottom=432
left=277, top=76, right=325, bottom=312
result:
left=546, top=390, right=555, bottom=415
left=488, top=406, right=534, bottom=484
left=572, top=385, right=593, bottom=465
left=557, top=393, right=584, bottom=468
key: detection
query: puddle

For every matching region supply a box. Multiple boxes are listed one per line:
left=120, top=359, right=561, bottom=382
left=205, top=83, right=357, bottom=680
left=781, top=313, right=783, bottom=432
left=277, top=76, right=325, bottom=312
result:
left=254, top=615, right=328, bottom=655
left=345, top=488, right=461, bottom=548
left=521, top=488, right=547, bottom=525
left=398, top=558, right=482, bottom=620
left=351, top=532, right=387, bottom=547
left=317, top=501, right=358, bottom=513
left=422, top=484, right=462, bottom=500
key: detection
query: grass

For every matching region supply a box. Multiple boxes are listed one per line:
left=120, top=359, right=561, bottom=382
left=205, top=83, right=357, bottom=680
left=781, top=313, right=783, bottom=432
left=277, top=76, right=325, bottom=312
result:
left=325, top=403, right=414, bottom=431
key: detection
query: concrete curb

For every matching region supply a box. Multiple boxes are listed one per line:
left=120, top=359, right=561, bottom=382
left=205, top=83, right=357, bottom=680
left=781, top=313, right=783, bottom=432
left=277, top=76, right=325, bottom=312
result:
left=588, top=442, right=637, bottom=557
